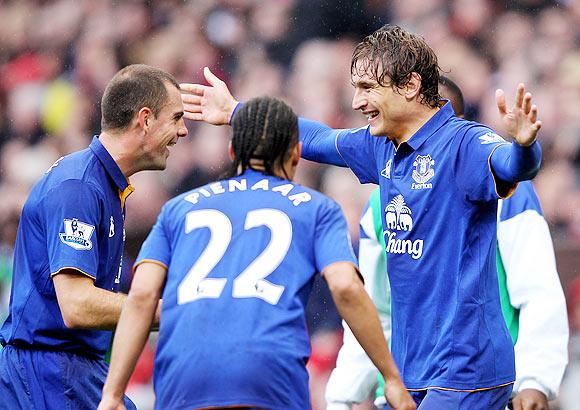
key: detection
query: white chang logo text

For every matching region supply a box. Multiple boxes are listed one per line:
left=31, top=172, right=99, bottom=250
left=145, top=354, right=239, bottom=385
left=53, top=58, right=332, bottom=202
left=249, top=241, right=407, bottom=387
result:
left=383, top=195, right=423, bottom=260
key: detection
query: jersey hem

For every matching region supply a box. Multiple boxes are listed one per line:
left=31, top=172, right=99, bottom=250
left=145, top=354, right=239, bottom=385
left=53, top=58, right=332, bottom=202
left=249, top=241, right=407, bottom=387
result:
left=158, top=398, right=295, bottom=410
left=133, top=259, right=168, bottom=273
left=405, top=380, right=515, bottom=393
left=51, top=267, right=96, bottom=280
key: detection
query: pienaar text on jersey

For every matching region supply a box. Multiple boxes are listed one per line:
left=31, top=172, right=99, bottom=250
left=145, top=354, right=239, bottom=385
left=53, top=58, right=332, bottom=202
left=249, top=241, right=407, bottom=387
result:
left=184, top=178, right=312, bottom=207
left=384, top=230, right=424, bottom=260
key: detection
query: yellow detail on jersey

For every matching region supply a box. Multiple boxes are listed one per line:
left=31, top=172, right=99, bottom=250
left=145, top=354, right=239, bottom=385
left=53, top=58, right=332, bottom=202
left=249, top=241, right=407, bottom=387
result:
left=51, top=267, right=96, bottom=280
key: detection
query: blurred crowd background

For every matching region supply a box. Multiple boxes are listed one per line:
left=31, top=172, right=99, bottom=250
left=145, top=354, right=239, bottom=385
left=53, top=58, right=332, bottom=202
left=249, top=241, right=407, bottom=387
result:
left=0, top=0, right=579, bottom=409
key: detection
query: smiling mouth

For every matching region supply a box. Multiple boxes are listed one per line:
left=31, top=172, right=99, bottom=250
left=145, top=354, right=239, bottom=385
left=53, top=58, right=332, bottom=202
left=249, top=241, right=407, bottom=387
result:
left=166, top=140, right=177, bottom=147
left=364, top=111, right=379, bottom=121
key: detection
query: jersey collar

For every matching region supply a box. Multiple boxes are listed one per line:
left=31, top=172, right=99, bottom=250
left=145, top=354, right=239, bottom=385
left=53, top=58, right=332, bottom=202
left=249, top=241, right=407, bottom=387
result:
left=89, top=136, right=130, bottom=192
left=406, top=101, right=454, bottom=151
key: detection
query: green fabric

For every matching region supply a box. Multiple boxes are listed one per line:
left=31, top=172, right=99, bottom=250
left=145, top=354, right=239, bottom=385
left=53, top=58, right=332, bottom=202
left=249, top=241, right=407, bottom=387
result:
left=370, top=188, right=385, bottom=248
left=496, top=245, right=520, bottom=344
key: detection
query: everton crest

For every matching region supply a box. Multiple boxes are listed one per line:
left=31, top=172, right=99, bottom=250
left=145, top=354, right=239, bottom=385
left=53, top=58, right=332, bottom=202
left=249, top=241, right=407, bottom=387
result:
left=412, top=154, right=435, bottom=189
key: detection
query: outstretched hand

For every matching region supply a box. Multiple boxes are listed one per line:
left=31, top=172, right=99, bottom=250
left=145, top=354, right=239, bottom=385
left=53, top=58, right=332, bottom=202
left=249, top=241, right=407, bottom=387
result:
left=496, top=83, right=542, bottom=147
left=180, top=67, right=239, bottom=126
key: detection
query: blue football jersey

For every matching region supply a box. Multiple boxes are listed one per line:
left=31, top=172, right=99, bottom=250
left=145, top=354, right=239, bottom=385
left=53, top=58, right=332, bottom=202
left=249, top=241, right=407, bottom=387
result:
left=0, top=137, right=132, bottom=359
left=334, top=102, right=516, bottom=390
left=136, top=169, right=356, bottom=410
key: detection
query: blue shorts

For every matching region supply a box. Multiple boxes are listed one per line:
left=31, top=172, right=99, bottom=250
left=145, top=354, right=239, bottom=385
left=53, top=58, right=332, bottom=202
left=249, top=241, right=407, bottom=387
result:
left=383, top=384, right=513, bottom=410
left=0, top=345, right=136, bottom=410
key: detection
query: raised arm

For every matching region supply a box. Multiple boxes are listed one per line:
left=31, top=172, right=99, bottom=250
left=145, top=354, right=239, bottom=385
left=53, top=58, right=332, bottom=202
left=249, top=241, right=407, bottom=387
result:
left=181, top=67, right=347, bottom=166
left=490, top=84, right=543, bottom=183
left=98, top=262, right=167, bottom=410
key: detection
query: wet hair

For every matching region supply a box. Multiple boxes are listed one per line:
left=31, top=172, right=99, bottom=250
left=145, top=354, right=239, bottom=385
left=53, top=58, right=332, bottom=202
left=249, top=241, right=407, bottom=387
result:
left=226, top=96, right=298, bottom=179
left=351, top=24, right=441, bottom=108
left=439, top=75, right=465, bottom=117
left=101, top=64, right=180, bottom=131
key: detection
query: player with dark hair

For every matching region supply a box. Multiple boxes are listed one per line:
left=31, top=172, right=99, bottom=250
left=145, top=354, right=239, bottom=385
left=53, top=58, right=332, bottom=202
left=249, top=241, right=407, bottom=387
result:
left=181, top=23, right=544, bottom=409
left=325, top=76, right=568, bottom=410
left=98, top=96, right=415, bottom=410
left=0, top=64, right=187, bottom=409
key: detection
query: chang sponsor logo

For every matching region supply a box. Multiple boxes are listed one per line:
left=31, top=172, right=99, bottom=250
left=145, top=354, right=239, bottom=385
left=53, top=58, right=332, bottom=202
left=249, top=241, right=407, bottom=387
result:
left=383, top=195, right=424, bottom=260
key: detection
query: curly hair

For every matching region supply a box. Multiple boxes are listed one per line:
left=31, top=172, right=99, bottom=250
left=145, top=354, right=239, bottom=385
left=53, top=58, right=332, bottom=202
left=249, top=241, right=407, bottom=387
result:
left=351, top=25, right=441, bottom=108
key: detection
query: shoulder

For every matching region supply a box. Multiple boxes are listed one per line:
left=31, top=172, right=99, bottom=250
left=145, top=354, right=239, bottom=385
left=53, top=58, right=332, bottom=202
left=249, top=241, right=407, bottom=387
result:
left=499, top=181, right=543, bottom=222
left=43, top=148, right=105, bottom=193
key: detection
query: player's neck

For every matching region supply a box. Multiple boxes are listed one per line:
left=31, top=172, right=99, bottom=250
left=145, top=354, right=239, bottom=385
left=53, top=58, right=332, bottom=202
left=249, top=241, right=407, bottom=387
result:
left=98, top=130, right=140, bottom=178
left=243, top=159, right=295, bottom=181
left=391, top=105, right=440, bottom=148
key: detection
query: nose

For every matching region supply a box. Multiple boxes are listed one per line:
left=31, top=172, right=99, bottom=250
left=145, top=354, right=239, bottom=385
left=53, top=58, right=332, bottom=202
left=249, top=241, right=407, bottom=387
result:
left=352, top=88, right=366, bottom=111
left=178, top=119, right=188, bottom=138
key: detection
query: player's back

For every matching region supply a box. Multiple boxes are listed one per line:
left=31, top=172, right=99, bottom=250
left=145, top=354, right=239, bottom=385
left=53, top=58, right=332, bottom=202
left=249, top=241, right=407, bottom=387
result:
left=137, top=169, right=354, bottom=410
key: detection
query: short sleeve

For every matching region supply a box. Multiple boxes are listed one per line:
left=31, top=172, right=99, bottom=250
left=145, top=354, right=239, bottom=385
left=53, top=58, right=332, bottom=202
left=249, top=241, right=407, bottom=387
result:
left=314, top=199, right=357, bottom=272
left=135, top=205, right=172, bottom=269
left=455, top=125, right=511, bottom=202
left=44, top=180, right=102, bottom=279
left=336, top=126, right=381, bottom=185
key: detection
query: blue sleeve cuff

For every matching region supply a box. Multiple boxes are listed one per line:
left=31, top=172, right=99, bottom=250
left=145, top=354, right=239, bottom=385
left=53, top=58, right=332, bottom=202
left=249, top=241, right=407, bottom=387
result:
left=229, top=101, right=243, bottom=125
left=490, top=140, right=542, bottom=183
left=298, top=118, right=347, bottom=167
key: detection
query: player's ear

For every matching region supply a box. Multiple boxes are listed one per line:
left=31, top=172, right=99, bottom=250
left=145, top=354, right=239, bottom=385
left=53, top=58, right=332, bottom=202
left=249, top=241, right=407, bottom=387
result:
left=137, top=107, right=153, bottom=130
left=228, top=141, right=235, bottom=161
left=291, top=142, right=301, bottom=167
left=405, top=72, right=422, bottom=100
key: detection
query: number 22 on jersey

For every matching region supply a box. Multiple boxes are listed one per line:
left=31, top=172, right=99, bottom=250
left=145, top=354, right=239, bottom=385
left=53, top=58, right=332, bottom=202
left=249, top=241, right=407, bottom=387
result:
left=177, top=208, right=292, bottom=306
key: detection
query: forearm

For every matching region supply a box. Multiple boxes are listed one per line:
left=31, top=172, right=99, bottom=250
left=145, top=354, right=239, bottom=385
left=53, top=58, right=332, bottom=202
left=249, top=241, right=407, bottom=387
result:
left=299, top=118, right=347, bottom=166
left=102, top=292, right=158, bottom=399
left=66, top=287, right=127, bottom=330
left=490, top=141, right=542, bottom=182
left=332, top=283, right=400, bottom=383
left=61, top=286, right=161, bottom=330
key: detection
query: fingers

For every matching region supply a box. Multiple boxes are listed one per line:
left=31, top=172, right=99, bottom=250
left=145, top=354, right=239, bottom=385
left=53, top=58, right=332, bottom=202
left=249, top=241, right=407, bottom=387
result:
left=514, top=83, right=525, bottom=109
left=179, top=83, right=208, bottom=95
left=182, top=103, right=202, bottom=114
left=183, top=111, right=203, bottom=121
left=181, top=93, right=202, bottom=105
left=529, top=104, right=538, bottom=123
left=496, top=89, right=507, bottom=116
left=204, top=66, right=224, bottom=87
left=523, top=92, right=532, bottom=114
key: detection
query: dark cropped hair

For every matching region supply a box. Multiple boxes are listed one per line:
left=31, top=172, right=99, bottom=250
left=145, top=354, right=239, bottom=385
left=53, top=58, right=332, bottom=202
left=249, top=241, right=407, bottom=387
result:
left=439, top=75, right=465, bottom=118
left=351, top=24, right=441, bottom=108
left=226, top=96, right=298, bottom=179
left=101, top=64, right=180, bottom=131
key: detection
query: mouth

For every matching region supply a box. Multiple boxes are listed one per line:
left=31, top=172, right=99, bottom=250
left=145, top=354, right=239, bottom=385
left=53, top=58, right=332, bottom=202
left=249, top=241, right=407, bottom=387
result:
left=166, top=140, right=177, bottom=148
left=363, top=111, right=379, bottom=121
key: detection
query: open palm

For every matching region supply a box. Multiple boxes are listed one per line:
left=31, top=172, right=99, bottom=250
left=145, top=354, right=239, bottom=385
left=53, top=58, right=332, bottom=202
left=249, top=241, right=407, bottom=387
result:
left=496, top=83, right=542, bottom=147
left=180, top=67, right=238, bottom=126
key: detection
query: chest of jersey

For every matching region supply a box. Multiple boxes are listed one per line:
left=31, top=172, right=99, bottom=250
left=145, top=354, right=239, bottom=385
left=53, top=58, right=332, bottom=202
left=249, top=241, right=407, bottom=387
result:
left=376, top=139, right=456, bottom=263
